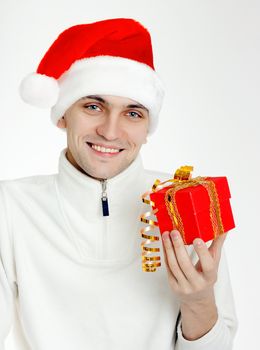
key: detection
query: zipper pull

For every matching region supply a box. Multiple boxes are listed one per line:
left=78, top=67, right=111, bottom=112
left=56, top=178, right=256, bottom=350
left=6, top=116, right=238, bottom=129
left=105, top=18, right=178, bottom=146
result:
left=101, top=179, right=109, bottom=216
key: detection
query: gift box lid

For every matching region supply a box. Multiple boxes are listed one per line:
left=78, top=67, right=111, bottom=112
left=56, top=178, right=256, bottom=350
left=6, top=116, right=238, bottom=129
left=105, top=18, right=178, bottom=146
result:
left=150, top=176, right=231, bottom=214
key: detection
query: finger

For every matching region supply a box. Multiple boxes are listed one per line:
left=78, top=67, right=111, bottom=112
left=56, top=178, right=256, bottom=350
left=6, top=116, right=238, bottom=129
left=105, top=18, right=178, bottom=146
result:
left=208, top=232, right=227, bottom=261
left=162, top=231, right=188, bottom=285
left=161, top=233, right=179, bottom=287
left=161, top=232, right=173, bottom=274
left=193, top=238, right=216, bottom=281
left=161, top=243, right=180, bottom=293
left=169, top=230, right=199, bottom=282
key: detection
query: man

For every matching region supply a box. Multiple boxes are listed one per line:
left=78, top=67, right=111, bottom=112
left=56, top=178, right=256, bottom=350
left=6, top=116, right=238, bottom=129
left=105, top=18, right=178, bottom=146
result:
left=0, top=18, right=237, bottom=349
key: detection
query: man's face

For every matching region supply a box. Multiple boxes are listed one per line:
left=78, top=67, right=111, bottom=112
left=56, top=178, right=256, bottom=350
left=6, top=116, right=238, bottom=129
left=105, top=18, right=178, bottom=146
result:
left=57, top=95, right=149, bottom=180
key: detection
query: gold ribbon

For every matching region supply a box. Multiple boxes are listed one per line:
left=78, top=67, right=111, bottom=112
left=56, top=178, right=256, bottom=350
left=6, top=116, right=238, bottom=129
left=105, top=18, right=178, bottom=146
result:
left=140, top=192, right=160, bottom=272
left=140, top=166, right=225, bottom=272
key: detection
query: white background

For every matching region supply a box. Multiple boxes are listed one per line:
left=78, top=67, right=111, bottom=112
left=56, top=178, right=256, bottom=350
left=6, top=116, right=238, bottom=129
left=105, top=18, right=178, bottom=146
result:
left=1, top=0, right=259, bottom=349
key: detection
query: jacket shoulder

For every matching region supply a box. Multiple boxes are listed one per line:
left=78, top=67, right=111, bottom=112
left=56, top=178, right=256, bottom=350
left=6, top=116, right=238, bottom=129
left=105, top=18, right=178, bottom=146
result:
left=0, top=174, right=56, bottom=195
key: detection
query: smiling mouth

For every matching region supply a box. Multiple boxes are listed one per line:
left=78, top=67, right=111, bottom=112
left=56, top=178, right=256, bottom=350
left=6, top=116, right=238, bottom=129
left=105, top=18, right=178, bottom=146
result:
left=86, top=142, right=124, bottom=154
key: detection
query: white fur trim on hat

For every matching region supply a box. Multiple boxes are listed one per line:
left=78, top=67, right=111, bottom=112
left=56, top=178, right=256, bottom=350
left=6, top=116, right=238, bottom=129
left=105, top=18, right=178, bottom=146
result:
left=19, top=72, right=59, bottom=108
left=51, top=55, right=165, bottom=134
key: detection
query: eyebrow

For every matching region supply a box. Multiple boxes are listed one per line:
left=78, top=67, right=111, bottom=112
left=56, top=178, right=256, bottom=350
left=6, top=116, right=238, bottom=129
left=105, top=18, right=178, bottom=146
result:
left=80, top=95, right=149, bottom=113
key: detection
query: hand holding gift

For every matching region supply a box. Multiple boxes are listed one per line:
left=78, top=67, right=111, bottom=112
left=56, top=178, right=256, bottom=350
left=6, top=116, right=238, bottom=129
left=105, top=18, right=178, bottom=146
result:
left=162, top=228, right=226, bottom=340
left=140, top=165, right=236, bottom=339
left=162, top=228, right=226, bottom=302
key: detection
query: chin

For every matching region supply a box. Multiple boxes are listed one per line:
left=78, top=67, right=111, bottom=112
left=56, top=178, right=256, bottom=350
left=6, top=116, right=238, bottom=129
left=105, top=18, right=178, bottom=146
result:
left=80, top=164, right=117, bottom=180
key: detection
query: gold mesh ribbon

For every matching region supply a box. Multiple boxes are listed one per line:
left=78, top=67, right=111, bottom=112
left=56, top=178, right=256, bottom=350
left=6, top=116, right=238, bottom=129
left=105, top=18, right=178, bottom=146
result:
left=140, top=166, right=225, bottom=272
left=140, top=186, right=161, bottom=273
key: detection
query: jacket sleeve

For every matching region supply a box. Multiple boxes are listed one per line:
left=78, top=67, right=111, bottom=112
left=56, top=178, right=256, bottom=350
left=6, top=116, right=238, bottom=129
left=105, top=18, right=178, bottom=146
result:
left=175, top=245, right=238, bottom=350
left=0, top=183, right=16, bottom=348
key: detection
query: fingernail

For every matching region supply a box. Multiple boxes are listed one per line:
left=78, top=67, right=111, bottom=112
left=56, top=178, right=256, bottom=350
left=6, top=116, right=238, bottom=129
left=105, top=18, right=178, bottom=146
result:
left=170, top=230, right=179, bottom=241
left=194, top=238, right=204, bottom=247
left=162, top=232, right=169, bottom=241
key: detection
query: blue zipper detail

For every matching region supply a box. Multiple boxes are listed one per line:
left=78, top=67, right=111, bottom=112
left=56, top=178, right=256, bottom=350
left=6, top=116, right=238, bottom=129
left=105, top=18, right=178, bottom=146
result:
left=101, top=179, right=109, bottom=216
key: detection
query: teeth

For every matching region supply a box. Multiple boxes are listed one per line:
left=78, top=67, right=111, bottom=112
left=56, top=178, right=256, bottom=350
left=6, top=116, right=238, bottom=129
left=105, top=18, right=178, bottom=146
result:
left=91, top=144, right=120, bottom=153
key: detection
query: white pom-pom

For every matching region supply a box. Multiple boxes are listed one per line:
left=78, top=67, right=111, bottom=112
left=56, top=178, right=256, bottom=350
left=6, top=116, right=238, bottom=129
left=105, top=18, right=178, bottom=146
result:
left=19, top=72, right=59, bottom=108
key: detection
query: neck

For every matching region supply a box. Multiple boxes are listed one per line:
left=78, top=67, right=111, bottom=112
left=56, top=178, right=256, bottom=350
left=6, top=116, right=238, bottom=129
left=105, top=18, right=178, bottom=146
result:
left=65, top=149, right=106, bottom=181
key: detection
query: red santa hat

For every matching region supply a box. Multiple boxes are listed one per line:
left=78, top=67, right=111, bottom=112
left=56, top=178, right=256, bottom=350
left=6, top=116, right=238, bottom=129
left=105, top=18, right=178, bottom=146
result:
left=19, top=18, right=165, bottom=134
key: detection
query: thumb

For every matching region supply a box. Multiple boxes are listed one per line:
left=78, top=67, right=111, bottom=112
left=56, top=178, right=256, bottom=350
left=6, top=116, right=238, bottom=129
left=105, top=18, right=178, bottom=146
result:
left=208, top=232, right=228, bottom=262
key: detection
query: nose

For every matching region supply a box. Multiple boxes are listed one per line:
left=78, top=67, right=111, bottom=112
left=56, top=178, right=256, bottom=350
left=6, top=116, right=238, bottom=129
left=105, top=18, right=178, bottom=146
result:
left=96, top=114, right=123, bottom=141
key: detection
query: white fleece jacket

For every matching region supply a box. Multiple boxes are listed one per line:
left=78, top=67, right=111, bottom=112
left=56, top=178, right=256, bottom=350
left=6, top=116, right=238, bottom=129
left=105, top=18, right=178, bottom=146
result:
left=0, top=148, right=237, bottom=350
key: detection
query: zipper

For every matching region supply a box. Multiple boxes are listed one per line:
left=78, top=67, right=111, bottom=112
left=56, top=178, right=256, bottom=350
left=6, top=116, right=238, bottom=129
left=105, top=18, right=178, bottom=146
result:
left=100, top=179, right=109, bottom=216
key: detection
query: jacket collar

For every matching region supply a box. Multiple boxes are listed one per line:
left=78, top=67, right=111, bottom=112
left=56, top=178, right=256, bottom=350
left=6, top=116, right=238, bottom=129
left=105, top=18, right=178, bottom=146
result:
left=56, top=148, right=146, bottom=221
left=55, top=148, right=148, bottom=262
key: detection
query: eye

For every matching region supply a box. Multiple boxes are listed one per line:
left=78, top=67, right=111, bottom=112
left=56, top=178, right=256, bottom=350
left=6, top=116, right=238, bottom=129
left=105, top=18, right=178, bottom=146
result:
left=128, top=111, right=143, bottom=119
left=84, top=104, right=101, bottom=111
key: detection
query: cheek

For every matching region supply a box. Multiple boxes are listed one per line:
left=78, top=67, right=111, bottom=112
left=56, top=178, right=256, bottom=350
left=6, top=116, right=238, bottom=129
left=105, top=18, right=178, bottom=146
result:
left=127, top=126, right=148, bottom=146
left=67, top=115, right=96, bottom=136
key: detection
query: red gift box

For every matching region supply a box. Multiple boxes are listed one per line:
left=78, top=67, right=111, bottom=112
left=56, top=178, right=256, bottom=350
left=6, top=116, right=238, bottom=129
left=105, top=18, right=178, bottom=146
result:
left=149, top=176, right=235, bottom=245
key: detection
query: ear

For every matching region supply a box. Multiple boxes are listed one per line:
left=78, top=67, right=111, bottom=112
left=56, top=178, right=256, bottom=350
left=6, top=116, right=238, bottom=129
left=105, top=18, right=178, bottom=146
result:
left=57, top=116, right=66, bottom=129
